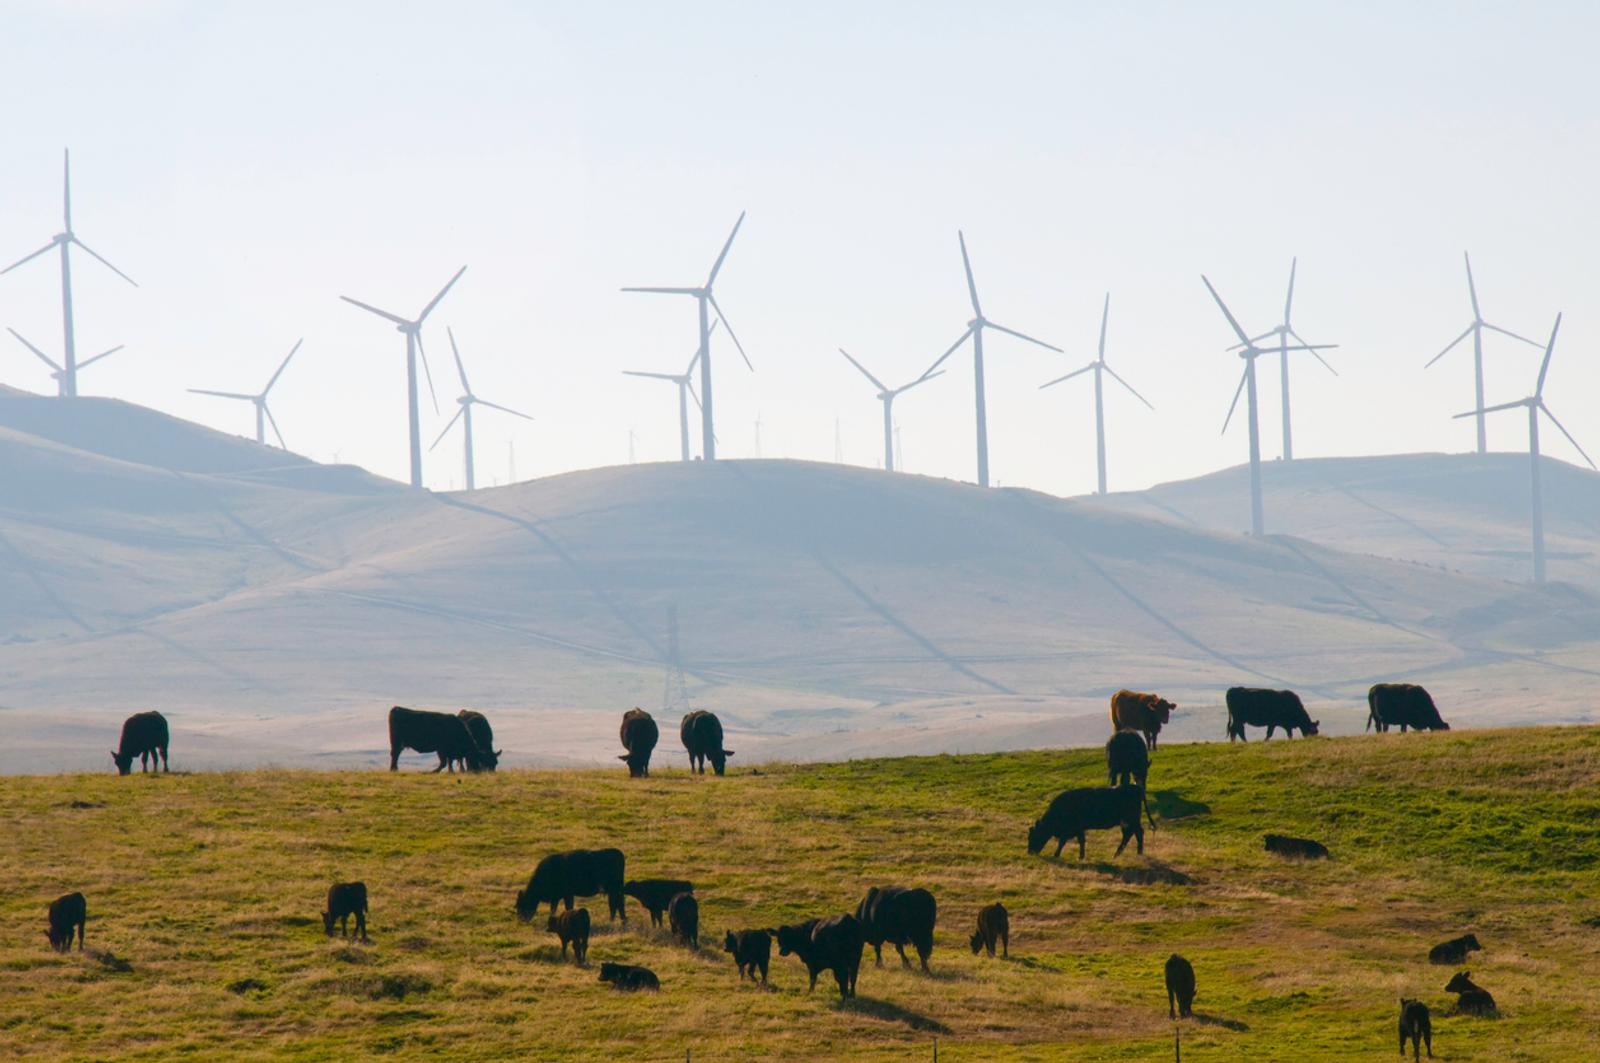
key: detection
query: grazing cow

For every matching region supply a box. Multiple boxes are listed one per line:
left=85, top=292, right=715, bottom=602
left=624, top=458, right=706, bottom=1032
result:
left=516, top=848, right=627, bottom=923
left=598, top=962, right=659, bottom=991
left=1368, top=684, right=1450, bottom=734
left=724, top=929, right=772, bottom=983
left=45, top=892, right=86, bottom=952
left=546, top=907, right=590, bottom=964
left=1027, top=784, right=1145, bottom=861
left=1428, top=933, right=1481, bottom=966
left=969, top=902, right=1008, bottom=958
left=773, top=915, right=863, bottom=999
left=1445, top=971, right=1497, bottom=1016
left=624, top=879, right=694, bottom=926
left=111, top=711, right=169, bottom=775
left=680, top=710, right=734, bottom=775
left=321, top=882, right=369, bottom=940
left=1398, top=998, right=1433, bottom=1060
left=1165, top=953, right=1196, bottom=1018
left=618, top=708, right=659, bottom=778
left=855, top=885, right=936, bottom=972
left=1224, top=687, right=1320, bottom=741
left=448, top=710, right=502, bottom=772
left=668, top=892, right=699, bottom=949
left=1110, top=689, right=1176, bottom=751
left=387, top=706, right=488, bottom=773
left=1264, top=834, right=1330, bottom=859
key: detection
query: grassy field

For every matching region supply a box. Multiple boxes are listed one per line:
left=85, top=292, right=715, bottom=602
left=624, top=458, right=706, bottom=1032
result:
left=3, top=728, right=1600, bottom=1061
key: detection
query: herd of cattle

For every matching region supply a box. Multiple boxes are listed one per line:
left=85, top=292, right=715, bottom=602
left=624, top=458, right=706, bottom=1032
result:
left=68, top=679, right=1487, bottom=1053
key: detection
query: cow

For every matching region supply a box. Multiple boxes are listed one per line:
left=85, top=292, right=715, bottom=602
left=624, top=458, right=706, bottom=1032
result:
left=1165, top=953, right=1196, bottom=1018
left=516, top=848, right=627, bottom=924
left=448, top=710, right=502, bottom=772
left=598, top=962, right=659, bottom=991
left=668, top=891, right=699, bottom=949
left=1224, top=687, right=1320, bottom=741
left=387, top=706, right=488, bottom=773
left=680, top=710, right=734, bottom=775
left=546, top=907, right=590, bottom=964
left=855, top=886, right=936, bottom=972
left=1398, top=998, right=1433, bottom=1060
left=773, top=915, right=863, bottom=999
left=1368, top=684, right=1450, bottom=734
left=724, top=929, right=772, bottom=983
left=619, top=708, right=659, bottom=778
left=45, top=892, right=85, bottom=952
left=623, top=879, right=694, bottom=927
left=1110, top=689, right=1176, bottom=751
left=1445, top=971, right=1496, bottom=1016
left=1106, top=730, right=1158, bottom=828
left=1428, top=933, right=1481, bottom=966
left=111, top=711, right=169, bottom=775
left=969, top=902, right=1008, bottom=958
left=1027, top=784, right=1145, bottom=861
left=321, top=882, right=368, bottom=940
left=1264, top=834, right=1330, bottom=859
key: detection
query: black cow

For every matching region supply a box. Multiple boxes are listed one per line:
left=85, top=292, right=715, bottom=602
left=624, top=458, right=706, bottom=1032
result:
left=773, top=915, right=863, bottom=999
left=322, top=882, right=368, bottom=940
left=1027, top=784, right=1145, bottom=860
left=111, top=711, right=168, bottom=775
left=547, top=907, right=590, bottom=964
left=668, top=892, right=699, bottom=949
left=1368, top=683, right=1450, bottom=733
left=680, top=710, right=734, bottom=775
left=1399, top=998, right=1433, bottom=1060
left=448, top=710, right=502, bottom=772
left=623, top=879, right=693, bottom=927
left=1225, top=687, right=1320, bottom=741
left=969, top=902, right=1008, bottom=958
left=1264, top=834, right=1330, bottom=859
left=724, top=929, right=772, bottom=983
left=1428, top=933, right=1481, bottom=965
left=1445, top=971, right=1496, bottom=1016
left=516, top=848, right=626, bottom=923
left=46, top=892, right=85, bottom=952
left=599, top=962, right=659, bottom=991
left=387, top=706, right=488, bottom=773
left=855, top=885, right=936, bottom=972
left=1106, top=730, right=1158, bottom=827
left=619, top=708, right=659, bottom=778
left=1165, top=953, right=1196, bottom=1018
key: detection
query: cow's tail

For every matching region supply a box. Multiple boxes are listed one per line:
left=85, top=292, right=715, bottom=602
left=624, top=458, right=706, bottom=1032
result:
left=1365, top=687, right=1378, bottom=733
left=1142, top=783, right=1157, bottom=830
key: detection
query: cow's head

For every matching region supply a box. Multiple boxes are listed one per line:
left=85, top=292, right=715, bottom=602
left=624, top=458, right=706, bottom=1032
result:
left=1444, top=971, right=1476, bottom=994
left=1434, top=721, right=1451, bottom=731
left=1304, top=720, right=1321, bottom=736
left=474, top=747, right=502, bottom=772
left=724, top=930, right=739, bottom=954
left=1460, top=933, right=1480, bottom=951
left=772, top=924, right=807, bottom=957
left=1026, top=818, right=1049, bottom=855
left=969, top=931, right=985, bottom=954
left=546, top=913, right=561, bottom=933
left=321, top=910, right=336, bottom=936
left=514, top=888, right=536, bottom=922
left=1155, top=698, right=1175, bottom=722
left=597, top=962, right=624, bottom=984
left=110, top=750, right=133, bottom=775
left=710, top=748, right=734, bottom=776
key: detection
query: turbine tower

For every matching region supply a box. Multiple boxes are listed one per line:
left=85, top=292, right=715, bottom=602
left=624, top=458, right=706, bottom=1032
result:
left=1426, top=252, right=1543, bottom=454
left=1, top=150, right=137, bottom=397
left=429, top=328, right=532, bottom=491
left=622, top=321, right=718, bottom=462
left=837, top=348, right=943, bottom=472
left=1453, top=314, right=1594, bottom=583
left=622, top=213, right=752, bottom=461
left=340, top=265, right=466, bottom=489
left=1038, top=293, right=1154, bottom=495
left=7, top=329, right=125, bottom=397
left=923, top=232, right=1060, bottom=487
left=1230, top=260, right=1338, bottom=461
left=1202, top=276, right=1336, bottom=536
left=187, top=338, right=303, bottom=447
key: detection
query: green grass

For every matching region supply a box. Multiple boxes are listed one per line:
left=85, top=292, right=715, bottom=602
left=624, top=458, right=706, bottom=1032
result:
left=3, top=727, right=1599, bottom=1060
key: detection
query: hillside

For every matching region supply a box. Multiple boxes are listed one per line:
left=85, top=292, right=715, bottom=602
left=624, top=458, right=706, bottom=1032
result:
left=3, top=729, right=1599, bottom=1060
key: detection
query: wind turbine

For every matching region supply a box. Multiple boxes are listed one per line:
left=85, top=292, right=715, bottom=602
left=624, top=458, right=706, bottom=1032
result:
left=837, top=349, right=944, bottom=472
left=340, top=265, right=466, bottom=489
left=622, top=213, right=752, bottom=461
left=429, top=328, right=532, bottom=492
left=1202, top=276, right=1337, bottom=536
left=7, top=328, right=125, bottom=397
left=1229, top=259, right=1337, bottom=461
left=622, top=321, right=718, bottom=462
left=923, top=232, right=1061, bottom=487
left=1427, top=252, right=1544, bottom=454
left=1038, top=293, right=1153, bottom=495
left=1453, top=313, right=1594, bottom=583
left=1, top=150, right=137, bottom=397
left=187, top=338, right=303, bottom=447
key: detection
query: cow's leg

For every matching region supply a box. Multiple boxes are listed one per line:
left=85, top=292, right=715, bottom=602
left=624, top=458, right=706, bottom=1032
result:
left=1115, top=828, right=1132, bottom=857
left=431, top=752, right=447, bottom=773
left=358, top=909, right=368, bottom=941
left=160, top=745, right=169, bottom=772
left=1053, top=837, right=1066, bottom=858
left=1423, top=1028, right=1430, bottom=1058
left=390, top=745, right=401, bottom=771
left=807, top=968, right=817, bottom=992
left=894, top=942, right=910, bottom=968
left=1000, top=930, right=1008, bottom=958
left=871, top=942, right=883, bottom=966
left=77, top=920, right=85, bottom=951
left=1078, top=833, right=1087, bottom=860
left=1170, top=987, right=1177, bottom=1019
left=835, top=965, right=849, bottom=999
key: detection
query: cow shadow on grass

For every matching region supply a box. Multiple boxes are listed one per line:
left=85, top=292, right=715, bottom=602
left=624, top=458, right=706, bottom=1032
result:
left=1192, top=1012, right=1249, bottom=1032
left=1085, top=861, right=1195, bottom=887
left=1150, top=791, right=1210, bottom=821
left=517, top=944, right=589, bottom=967
left=841, top=995, right=952, bottom=1034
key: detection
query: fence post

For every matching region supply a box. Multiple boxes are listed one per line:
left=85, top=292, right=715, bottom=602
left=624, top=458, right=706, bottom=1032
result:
left=1174, top=1023, right=1180, bottom=1062
left=932, top=1035, right=938, bottom=1061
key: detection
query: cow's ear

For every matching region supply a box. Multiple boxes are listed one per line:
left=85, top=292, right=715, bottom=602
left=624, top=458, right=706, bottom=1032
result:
left=723, top=749, right=735, bottom=757
left=617, top=755, right=630, bottom=761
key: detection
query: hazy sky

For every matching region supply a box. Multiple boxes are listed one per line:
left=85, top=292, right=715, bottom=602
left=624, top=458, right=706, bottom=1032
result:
left=3, top=1, right=1598, bottom=500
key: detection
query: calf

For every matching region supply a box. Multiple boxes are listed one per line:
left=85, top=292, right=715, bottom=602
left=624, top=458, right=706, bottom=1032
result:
left=387, top=706, right=488, bottom=773
left=724, top=929, right=772, bottom=983
left=111, top=711, right=169, bottom=775
left=668, top=892, right=699, bottom=950
left=1398, top=998, right=1432, bottom=1060
left=546, top=907, right=590, bottom=964
left=1225, top=687, right=1319, bottom=741
left=969, top=902, right=1008, bottom=958
left=598, top=962, right=659, bottom=991
left=516, top=848, right=627, bottom=923
left=855, top=885, right=936, bottom=971
left=773, top=914, right=863, bottom=999
left=1445, top=971, right=1497, bottom=1016
left=1027, top=784, right=1145, bottom=861
left=45, top=892, right=86, bottom=952
left=619, top=708, right=659, bottom=778
left=1264, top=834, right=1330, bottom=859
left=1428, top=933, right=1481, bottom=965
left=449, top=710, right=502, bottom=772
left=623, top=878, right=693, bottom=927
left=680, top=710, right=734, bottom=775
left=1110, top=689, right=1176, bottom=751
left=1165, top=953, right=1195, bottom=1018
left=322, top=882, right=368, bottom=940
left=1368, top=683, right=1450, bottom=733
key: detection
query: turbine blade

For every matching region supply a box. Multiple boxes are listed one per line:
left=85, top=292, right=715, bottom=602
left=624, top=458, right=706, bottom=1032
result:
left=75, top=344, right=126, bottom=370
left=1453, top=399, right=1527, bottom=418
left=687, top=380, right=704, bottom=413
left=264, top=338, right=303, bottom=394
left=620, top=286, right=699, bottom=295
left=447, top=327, right=471, bottom=395
left=709, top=293, right=753, bottom=371
left=6, top=327, right=62, bottom=372
left=1283, top=257, right=1297, bottom=326
left=1425, top=324, right=1474, bottom=368
left=415, top=330, right=440, bottom=414
left=1289, top=329, right=1339, bottom=376
left=1221, top=368, right=1248, bottom=434
left=429, top=406, right=466, bottom=451
left=957, top=231, right=982, bottom=316
left=475, top=398, right=533, bottom=421
left=1535, top=313, right=1561, bottom=397
left=896, top=368, right=945, bottom=394
left=1104, top=364, right=1155, bottom=410
left=62, top=148, right=72, bottom=231
left=1038, top=362, right=1096, bottom=390
left=1464, top=251, right=1481, bottom=319
left=1482, top=321, right=1545, bottom=349
left=706, top=211, right=746, bottom=286
left=986, top=320, right=1063, bottom=353
left=622, top=370, right=682, bottom=381
left=1540, top=403, right=1597, bottom=470
left=1201, top=275, right=1254, bottom=347
left=1098, top=292, right=1110, bottom=360
left=838, top=348, right=888, bottom=392
left=188, top=388, right=254, bottom=400
left=417, top=265, right=467, bottom=323
left=70, top=238, right=137, bottom=287
left=340, top=295, right=410, bottom=326
left=0, top=241, right=57, bottom=276
left=924, top=327, right=973, bottom=377
left=264, top=404, right=288, bottom=450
